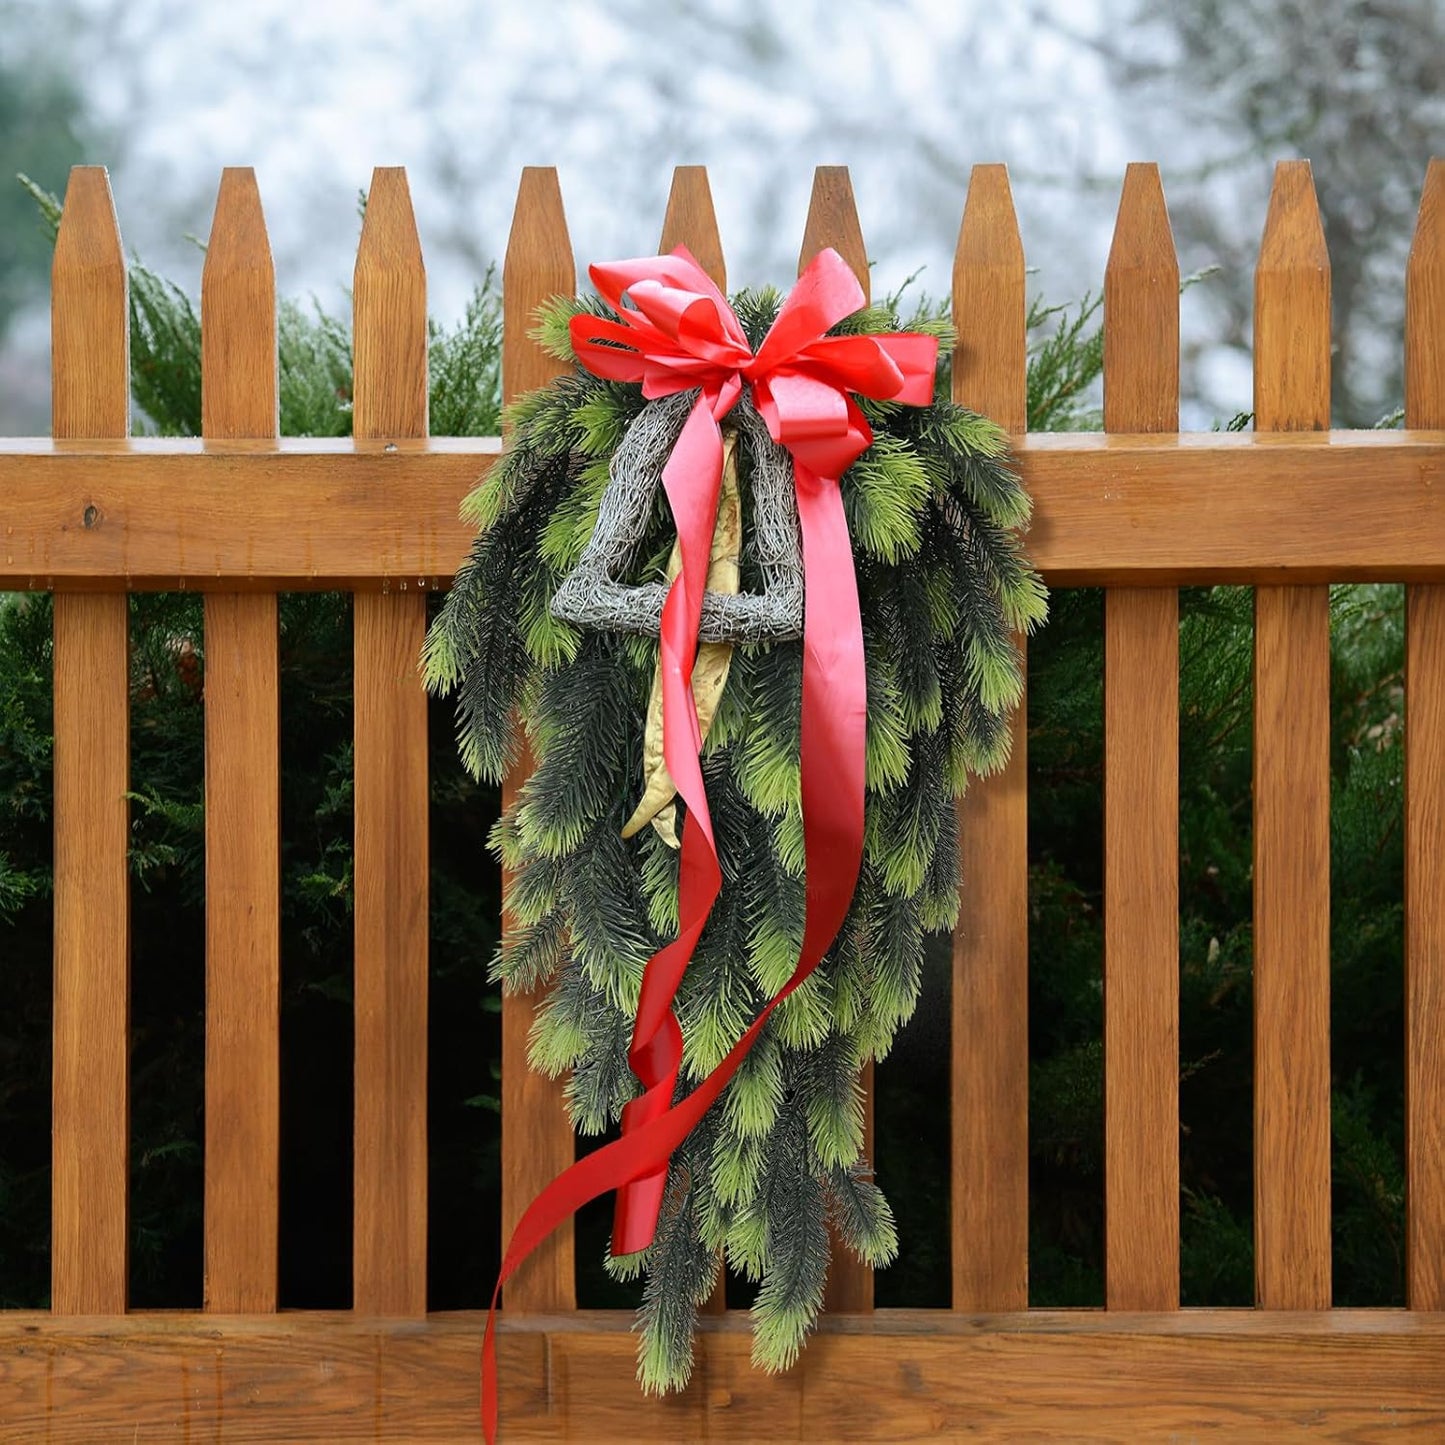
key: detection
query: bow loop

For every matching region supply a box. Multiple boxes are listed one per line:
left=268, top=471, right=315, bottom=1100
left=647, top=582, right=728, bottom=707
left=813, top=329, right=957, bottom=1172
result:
left=571, top=245, right=937, bottom=468
left=750, top=248, right=868, bottom=375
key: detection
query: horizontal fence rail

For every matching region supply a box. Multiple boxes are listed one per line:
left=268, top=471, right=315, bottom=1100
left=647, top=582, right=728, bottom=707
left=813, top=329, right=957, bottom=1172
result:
left=4, top=1310, right=1445, bottom=1441
left=3, top=155, right=1445, bottom=1441
left=1, top=432, right=1444, bottom=590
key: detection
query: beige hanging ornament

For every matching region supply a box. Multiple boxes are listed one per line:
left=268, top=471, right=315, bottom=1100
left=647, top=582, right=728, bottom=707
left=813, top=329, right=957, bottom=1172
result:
left=621, top=426, right=742, bottom=847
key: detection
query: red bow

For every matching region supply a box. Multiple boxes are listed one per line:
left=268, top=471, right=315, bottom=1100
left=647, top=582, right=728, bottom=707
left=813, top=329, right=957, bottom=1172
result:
left=483, top=246, right=937, bottom=1442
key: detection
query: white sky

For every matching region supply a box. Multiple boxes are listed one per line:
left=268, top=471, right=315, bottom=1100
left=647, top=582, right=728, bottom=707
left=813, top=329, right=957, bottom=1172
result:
left=25, top=0, right=1122, bottom=298
left=3, top=0, right=1253, bottom=426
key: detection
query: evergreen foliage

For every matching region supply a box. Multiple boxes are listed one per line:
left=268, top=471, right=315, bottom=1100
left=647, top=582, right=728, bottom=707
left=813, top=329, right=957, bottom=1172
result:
left=425, top=287, right=1046, bottom=1387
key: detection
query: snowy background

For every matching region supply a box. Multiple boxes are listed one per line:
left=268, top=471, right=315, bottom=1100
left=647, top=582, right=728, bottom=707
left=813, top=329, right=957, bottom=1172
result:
left=2, top=0, right=1439, bottom=431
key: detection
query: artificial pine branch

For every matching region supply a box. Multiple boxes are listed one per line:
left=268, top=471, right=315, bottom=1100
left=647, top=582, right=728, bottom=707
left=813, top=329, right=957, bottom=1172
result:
left=427, top=285, right=1044, bottom=1390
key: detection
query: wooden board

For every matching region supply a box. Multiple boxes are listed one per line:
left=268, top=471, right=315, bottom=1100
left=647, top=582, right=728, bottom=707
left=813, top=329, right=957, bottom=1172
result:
left=1102, top=163, right=1180, bottom=1311
left=351, top=166, right=430, bottom=1317
left=200, top=167, right=282, bottom=1314
left=49, top=165, right=132, bottom=1316
left=1406, top=585, right=1445, bottom=1312
left=3, top=1310, right=1445, bottom=1441
left=659, top=164, right=726, bottom=287
left=5, top=429, right=1445, bottom=591
left=1251, top=160, right=1333, bottom=1311
left=1406, top=156, right=1445, bottom=1310
left=500, top=167, right=576, bottom=1312
left=950, top=163, right=1030, bottom=1311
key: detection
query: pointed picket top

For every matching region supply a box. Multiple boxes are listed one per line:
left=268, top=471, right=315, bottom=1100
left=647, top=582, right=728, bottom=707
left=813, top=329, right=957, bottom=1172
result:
left=1406, top=158, right=1445, bottom=428
left=357, top=166, right=425, bottom=276
left=503, top=166, right=574, bottom=410
left=201, top=168, right=277, bottom=439
left=354, top=166, right=428, bottom=441
left=659, top=165, right=725, bottom=291
left=1106, top=163, right=1178, bottom=281
left=52, top=166, right=129, bottom=439
left=1104, top=163, right=1179, bottom=433
left=953, top=164, right=1027, bottom=430
left=800, top=165, right=869, bottom=301
left=955, top=164, right=1025, bottom=277
left=1258, top=159, right=1330, bottom=274
left=1254, top=160, right=1330, bottom=430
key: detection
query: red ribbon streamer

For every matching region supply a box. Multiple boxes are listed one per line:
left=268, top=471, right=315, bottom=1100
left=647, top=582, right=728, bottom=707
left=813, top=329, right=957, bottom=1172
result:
left=483, top=246, right=937, bottom=1441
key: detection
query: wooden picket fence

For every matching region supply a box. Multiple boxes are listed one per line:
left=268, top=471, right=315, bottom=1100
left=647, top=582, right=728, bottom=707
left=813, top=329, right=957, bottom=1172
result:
left=0, top=155, right=1443, bottom=1440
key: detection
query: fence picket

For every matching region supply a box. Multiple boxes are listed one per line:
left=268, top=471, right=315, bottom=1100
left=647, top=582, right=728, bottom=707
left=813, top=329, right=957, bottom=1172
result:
left=501, top=167, right=577, bottom=1311
left=1103, top=163, right=1181, bottom=1311
left=201, top=167, right=282, bottom=1313
left=1252, top=159, right=1332, bottom=1310
left=660, top=165, right=726, bottom=287
left=798, top=165, right=874, bottom=1315
left=50, top=166, right=131, bottom=1316
left=950, top=164, right=1030, bottom=1312
left=1405, top=156, right=1445, bottom=1311
left=352, top=166, right=430, bottom=1317
left=800, top=165, right=868, bottom=286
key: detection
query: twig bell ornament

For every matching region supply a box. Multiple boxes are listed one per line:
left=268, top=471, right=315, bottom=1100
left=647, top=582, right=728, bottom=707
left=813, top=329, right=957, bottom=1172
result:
left=550, top=388, right=805, bottom=646
left=422, top=243, right=1046, bottom=1441
left=552, top=388, right=804, bottom=843
left=552, top=385, right=808, bottom=846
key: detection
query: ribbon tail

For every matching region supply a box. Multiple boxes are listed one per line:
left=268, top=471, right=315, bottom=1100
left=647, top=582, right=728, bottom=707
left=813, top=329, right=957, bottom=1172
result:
left=793, top=460, right=867, bottom=964
left=612, top=391, right=729, bottom=1250
left=616, top=458, right=865, bottom=1282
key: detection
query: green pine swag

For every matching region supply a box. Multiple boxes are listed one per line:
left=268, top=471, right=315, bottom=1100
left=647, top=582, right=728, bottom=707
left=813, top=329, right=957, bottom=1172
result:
left=423, top=285, right=1047, bottom=1390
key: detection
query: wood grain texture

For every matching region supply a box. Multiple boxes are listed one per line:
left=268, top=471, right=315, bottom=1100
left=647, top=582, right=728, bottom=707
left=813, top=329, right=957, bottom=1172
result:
left=353, top=167, right=428, bottom=440
left=49, top=166, right=131, bottom=1317
left=351, top=166, right=429, bottom=1317
left=1252, top=159, right=1333, bottom=1311
left=1256, top=163, right=1332, bottom=434
left=1103, top=165, right=1180, bottom=434
left=660, top=165, right=725, bottom=288
left=1407, top=160, right=1445, bottom=420
left=500, top=167, right=576, bottom=1311
left=800, top=165, right=868, bottom=287
left=950, top=163, right=1029, bottom=1312
left=5, top=431, right=1445, bottom=590
left=1405, top=157, right=1445, bottom=1311
left=3, top=1310, right=1445, bottom=1442
left=51, top=168, right=129, bottom=439
left=659, top=165, right=728, bottom=1316
left=201, top=170, right=277, bottom=440
left=1406, top=586, right=1445, bottom=1312
left=952, top=166, right=1028, bottom=434
left=201, top=167, right=281, bottom=1314
left=1102, top=162, right=1180, bottom=1312
left=798, top=165, right=874, bottom=1315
